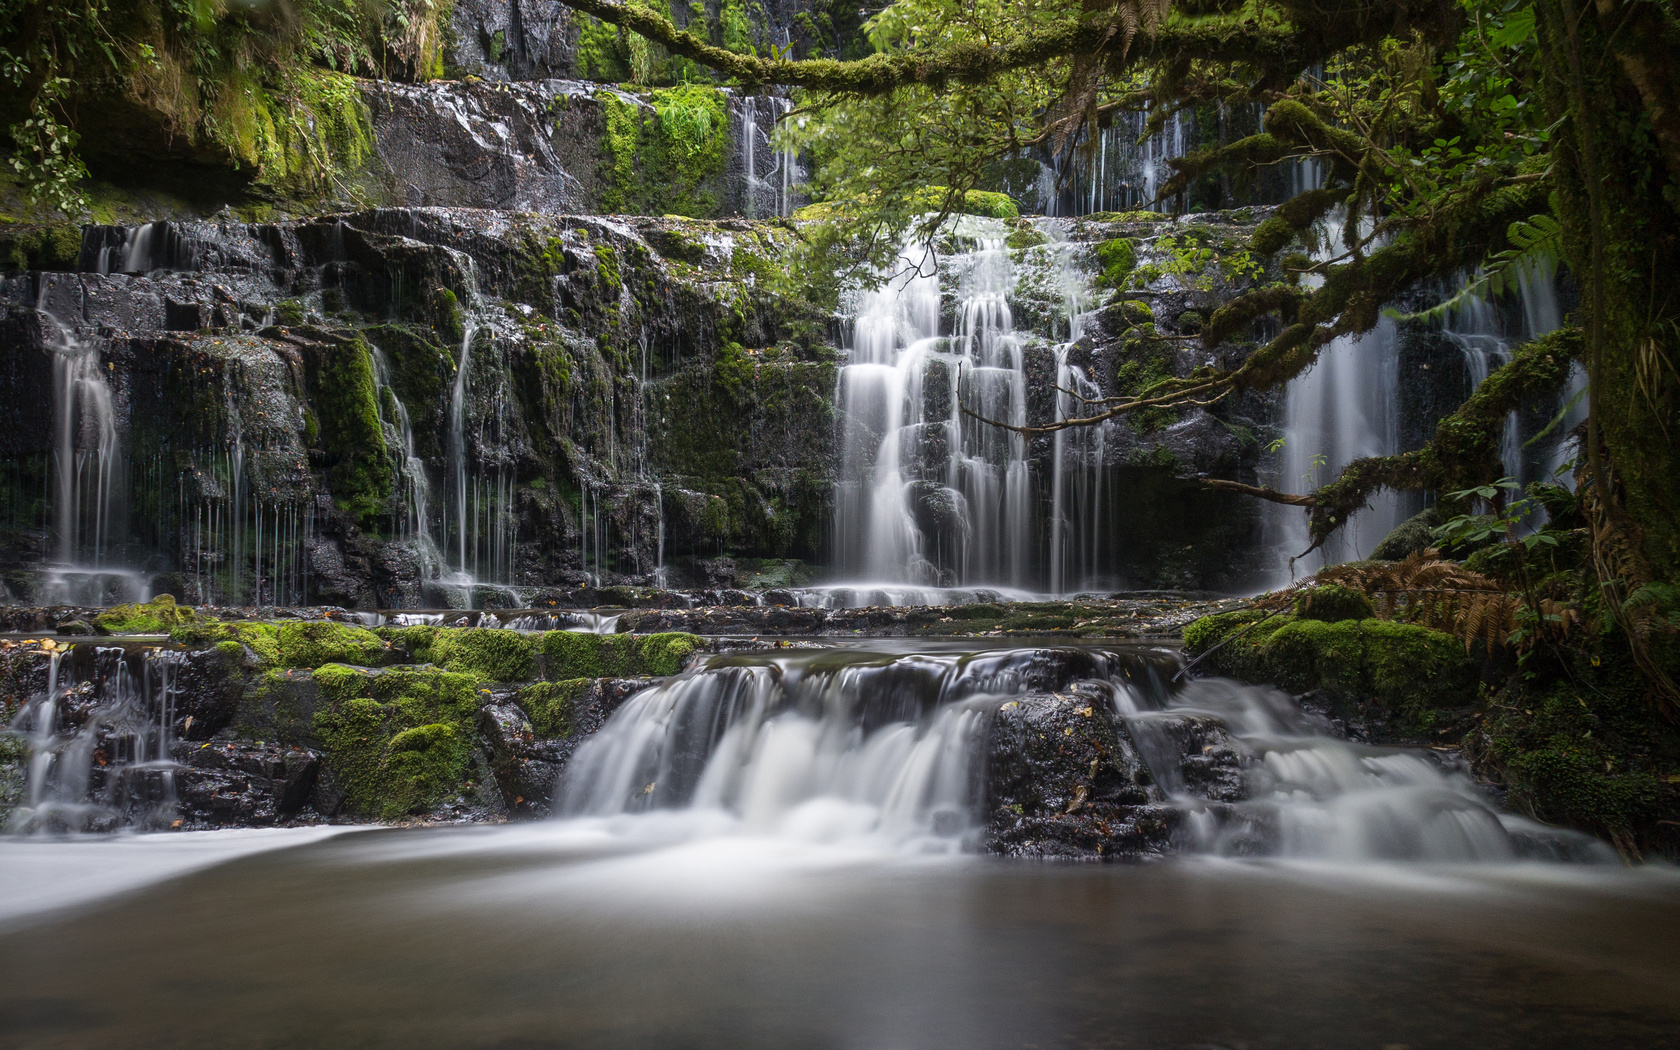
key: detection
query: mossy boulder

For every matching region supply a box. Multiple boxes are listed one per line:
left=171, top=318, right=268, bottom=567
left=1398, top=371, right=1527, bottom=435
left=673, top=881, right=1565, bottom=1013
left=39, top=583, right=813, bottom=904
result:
left=309, top=663, right=485, bottom=820
left=1372, top=508, right=1445, bottom=561
left=95, top=595, right=196, bottom=634
left=1095, top=238, right=1137, bottom=288
left=1183, top=611, right=1481, bottom=728
left=1294, top=584, right=1375, bottom=623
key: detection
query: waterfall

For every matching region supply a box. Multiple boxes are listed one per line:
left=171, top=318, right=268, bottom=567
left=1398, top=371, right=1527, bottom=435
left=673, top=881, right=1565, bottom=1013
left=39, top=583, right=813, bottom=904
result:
left=832, top=226, right=1037, bottom=590
left=557, top=650, right=1024, bottom=847
left=553, top=645, right=1607, bottom=861
left=6, top=645, right=187, bottom=833
left=1270, top=212, right=1404, bottom=579
left=436, top=256, right=519, bottom=604
left=38, top=288, right=147, bottom=606
left=1440, top=254, right=1571, bottom=491
left=732, top=94, right=802, bottom=219
left=1045, top=232, right=1105, bottom=594
left=1041, top=109, right=1198, bottom=217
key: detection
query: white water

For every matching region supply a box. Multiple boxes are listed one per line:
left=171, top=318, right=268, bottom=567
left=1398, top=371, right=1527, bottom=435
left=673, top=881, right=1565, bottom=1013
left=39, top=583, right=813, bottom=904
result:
left=36, top=288, right=143, bottom=607
left=1270, top=211, right=1405, bottom=580
left=6, top=646, right=187, bottom=834
left=554, top=645, right=1607, bottom=863
left=832, top=225, right=1040, bottom=589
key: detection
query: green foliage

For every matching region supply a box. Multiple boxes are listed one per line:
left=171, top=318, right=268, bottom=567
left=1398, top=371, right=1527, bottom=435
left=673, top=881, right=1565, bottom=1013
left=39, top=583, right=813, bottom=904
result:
left=597, top=84, right=729, bottom=216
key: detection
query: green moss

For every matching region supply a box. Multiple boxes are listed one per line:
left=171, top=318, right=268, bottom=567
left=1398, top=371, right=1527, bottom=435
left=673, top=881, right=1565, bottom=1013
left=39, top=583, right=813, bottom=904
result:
left=95, top=595, right=196, bottom=634
left=906, top=186, right=1019, bottom=219
left=1005, top=226, right=1047, bottom=250
left=518, top=679, right=592, bottom=738
left=310, top=664, right=484, bottom=820
left=0, top=225, right=81, bottom=272
left=1121, top=299, right=1154, bottom=324
left=276, top=620, right=391, bottom=668
left=275, top=299, right=306, bottom=326
left=171, top=621, right=281, bottom=665
left=597, top=85, right=730, bottom=217
left=1294, top=584, right=1375, bottom=623
left=713, top=341, right=753, bottom=400
left=303, top=334, right=392, bottom=524
left=576, top=16, right=629, bottom=79
left=1183, top=612, right=1479, bottom=725
left=435, top=629, right=537, bottom=682
left=538, top=631, right=699, bottom=679
left=1095, top=238, right=1137, bottom=288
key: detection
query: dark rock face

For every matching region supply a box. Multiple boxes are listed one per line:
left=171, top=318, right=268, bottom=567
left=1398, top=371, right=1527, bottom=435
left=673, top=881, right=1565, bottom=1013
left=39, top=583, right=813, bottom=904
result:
left=358, top=80, right=606, bottom=213
left=0, top=210, right=837, bottom=606
left=172, top=741, right=323, bottom=828
left=984, top=687, right=1178, bottom=859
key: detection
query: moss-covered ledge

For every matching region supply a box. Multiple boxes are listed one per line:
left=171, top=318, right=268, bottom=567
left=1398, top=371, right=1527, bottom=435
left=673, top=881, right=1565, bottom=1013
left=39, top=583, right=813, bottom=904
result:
left=1182, top=603, right=1486, bottom=737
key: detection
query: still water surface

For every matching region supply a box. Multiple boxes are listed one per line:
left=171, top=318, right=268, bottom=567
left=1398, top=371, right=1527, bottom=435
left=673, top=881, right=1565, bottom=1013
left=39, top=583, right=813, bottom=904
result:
left=1, top=824, right=1677, bottom=1049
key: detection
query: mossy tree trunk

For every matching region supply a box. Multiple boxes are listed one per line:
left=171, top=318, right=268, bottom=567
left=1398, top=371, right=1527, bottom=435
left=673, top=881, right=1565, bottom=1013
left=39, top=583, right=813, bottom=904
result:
left=1538, top=0, right=1680, bottom=582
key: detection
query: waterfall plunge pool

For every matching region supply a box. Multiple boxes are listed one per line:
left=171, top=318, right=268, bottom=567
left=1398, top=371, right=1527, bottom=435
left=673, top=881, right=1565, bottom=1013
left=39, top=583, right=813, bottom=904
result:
left=4, top=638, right=1679, bottom=1046
left=0, top=823, right=1677, bottom=1048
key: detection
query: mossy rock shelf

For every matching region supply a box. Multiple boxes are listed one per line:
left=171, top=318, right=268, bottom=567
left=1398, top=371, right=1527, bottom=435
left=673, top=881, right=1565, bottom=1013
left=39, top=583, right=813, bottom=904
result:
left=167, top=618, right=701, bottom=822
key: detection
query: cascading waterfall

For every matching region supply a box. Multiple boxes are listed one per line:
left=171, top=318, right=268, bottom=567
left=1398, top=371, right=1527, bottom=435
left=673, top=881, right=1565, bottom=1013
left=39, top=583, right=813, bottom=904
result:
left=832, top=227, right=1035, bottom=590
left=555, top=645, right=1607, bottom=861
left=38, top=288, right=147, bottom=606
left=1044, top=232, right=1106, bottom=594
left=6, top=645, right=187, bottom=833
left=1441, top=255, right=1571, bottom=489
left=1270, top=211, right=1405, bottom=578
left=437, top=257, right=519, bottom=604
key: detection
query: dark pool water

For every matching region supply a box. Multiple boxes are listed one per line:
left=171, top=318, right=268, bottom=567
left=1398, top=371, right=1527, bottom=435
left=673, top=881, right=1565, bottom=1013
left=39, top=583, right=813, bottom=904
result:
left=1, top=823, right=1677, bottom=1049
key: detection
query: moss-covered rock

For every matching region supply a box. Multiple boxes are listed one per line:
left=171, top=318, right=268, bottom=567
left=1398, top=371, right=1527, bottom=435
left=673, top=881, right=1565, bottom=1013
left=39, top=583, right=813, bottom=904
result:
left=518, top=678, right=593, bottom=738
left=1183, top=611, right=1480, bottom=728
left=95, top=595, right=196, bottom=634
left=538, top=631, right=700, bottom=680
left=1294, top=584, right=1375, bottom=623
left=309, top=663, right=485, bottom=820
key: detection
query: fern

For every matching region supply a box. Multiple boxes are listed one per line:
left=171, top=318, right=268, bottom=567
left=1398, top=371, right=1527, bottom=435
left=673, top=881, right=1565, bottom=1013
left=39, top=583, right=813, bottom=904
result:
left=1386, top=214, right=1563, bottom=325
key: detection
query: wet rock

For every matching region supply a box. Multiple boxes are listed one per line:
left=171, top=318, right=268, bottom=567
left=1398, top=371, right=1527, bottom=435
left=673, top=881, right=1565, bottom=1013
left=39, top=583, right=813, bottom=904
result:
left=985, top=687, right=1177, bottom=859
left=1125, top=712, right=1249, bottom=802
left=172, top=741, right=323, bottom=828
left=479, top=677, right=656, bottom=816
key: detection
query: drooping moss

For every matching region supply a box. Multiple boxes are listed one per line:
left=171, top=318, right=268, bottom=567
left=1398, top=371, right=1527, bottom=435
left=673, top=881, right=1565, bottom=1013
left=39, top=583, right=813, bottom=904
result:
left=303, top=334, right=391, bottom=524
left=95, top=595, right=196, bottom=634
left=597, top=84, right=730, bottom=217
